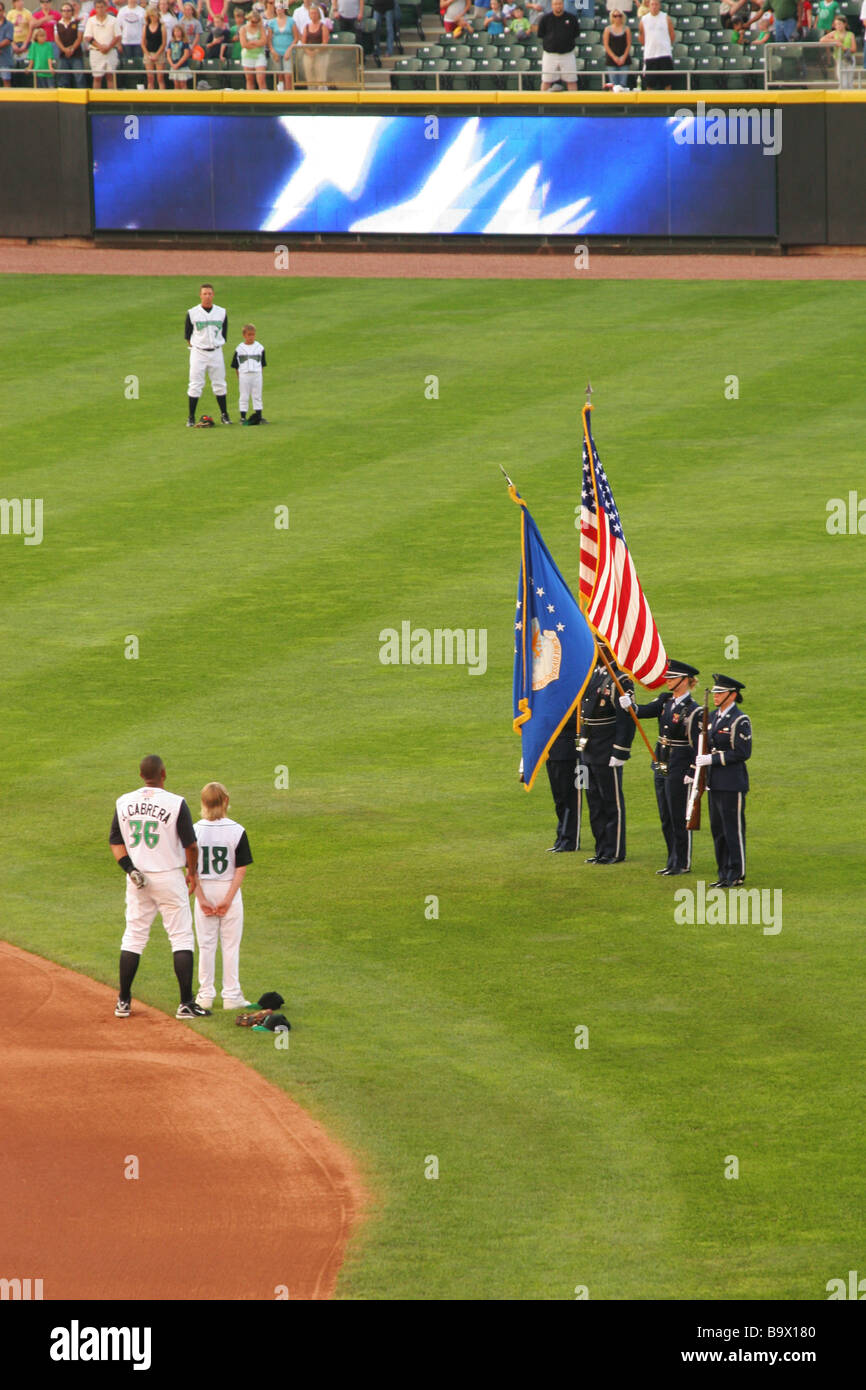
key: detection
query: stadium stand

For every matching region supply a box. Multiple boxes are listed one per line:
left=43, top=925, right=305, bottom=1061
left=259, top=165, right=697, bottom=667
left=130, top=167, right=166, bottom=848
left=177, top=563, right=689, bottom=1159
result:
left=5, top=0, right=862, bottom=91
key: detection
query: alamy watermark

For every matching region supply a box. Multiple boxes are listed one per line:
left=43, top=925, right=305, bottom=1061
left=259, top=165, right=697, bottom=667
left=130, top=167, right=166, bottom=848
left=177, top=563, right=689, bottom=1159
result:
left=1, top=497, right=43, bottom=545
left=674, top=881, right=782, bottom=936
left=49, top=1322, right=151, bottom=1370
left=672, top=103, right=781, bottom=158
left=379, top=622, right=487, bottom=675
left=0, top=1276, right=43, bottom=1300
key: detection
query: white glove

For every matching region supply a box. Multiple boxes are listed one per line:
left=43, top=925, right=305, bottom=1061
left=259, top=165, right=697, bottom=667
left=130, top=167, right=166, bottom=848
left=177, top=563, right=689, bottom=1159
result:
left=683, top=775, right=693, bottom=785
left=695, top=753, right=712, bottom=768
left=618, top=693, right=635, bottom=710
left=609, top=756, right=625, bottom=768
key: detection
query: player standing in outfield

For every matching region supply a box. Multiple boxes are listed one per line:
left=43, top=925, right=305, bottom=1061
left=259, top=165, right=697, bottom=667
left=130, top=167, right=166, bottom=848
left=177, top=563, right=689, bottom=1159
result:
left=185, top=282, right=232, bottom=427
left=231, top=323, right=268, bottom=426
left=192, top=782, right=253, bottom=1010
left=109, top=754, right=212, bottom=1019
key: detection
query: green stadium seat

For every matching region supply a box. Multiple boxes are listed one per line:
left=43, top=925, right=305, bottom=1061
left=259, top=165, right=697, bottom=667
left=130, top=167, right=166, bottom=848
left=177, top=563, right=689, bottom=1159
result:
left=417, top=44, right=444, bottom=58
left=331, top=30, right=356, bottom=43
left=393, top=56, right=421, bottom=70
left=446, top=42, right=472, bottom=57
left=478, top=55, right=505, bottom=72
left=673, top=42, right=689, bottom=57
left=449, top=56, right=476, bottom=70
left=692, top=27, right=711, bottom=41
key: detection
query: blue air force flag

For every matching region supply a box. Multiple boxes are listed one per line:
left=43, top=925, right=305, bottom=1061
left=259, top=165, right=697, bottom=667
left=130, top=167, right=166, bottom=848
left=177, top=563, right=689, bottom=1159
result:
left=511, top=487, right=597, bottom=791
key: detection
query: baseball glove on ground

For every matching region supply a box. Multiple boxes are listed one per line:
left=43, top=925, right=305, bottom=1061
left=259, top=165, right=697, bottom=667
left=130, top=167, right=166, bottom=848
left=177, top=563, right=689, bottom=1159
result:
left=236, top=1010, right=273, bottom=1028
left=195, top=415, right=216, bottom=428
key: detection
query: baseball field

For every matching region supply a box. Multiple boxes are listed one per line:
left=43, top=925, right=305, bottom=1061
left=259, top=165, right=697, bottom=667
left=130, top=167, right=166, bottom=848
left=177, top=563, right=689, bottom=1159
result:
left=2, top=271, right=863, bottom=1300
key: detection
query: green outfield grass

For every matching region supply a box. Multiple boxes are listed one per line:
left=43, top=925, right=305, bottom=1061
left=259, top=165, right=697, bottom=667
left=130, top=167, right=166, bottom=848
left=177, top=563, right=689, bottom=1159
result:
left=1, top=274, right=863, bottom=1300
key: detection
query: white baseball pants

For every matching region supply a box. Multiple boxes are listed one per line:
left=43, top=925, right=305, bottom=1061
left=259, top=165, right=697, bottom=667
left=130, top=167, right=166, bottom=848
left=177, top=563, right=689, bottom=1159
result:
left=194, top=881, right=246, bottom=1003
left=188, top=346, right=227, bottom=400
left=239, top=372, right=263, bottom=412
left=121, top=868, right=195, bottom=953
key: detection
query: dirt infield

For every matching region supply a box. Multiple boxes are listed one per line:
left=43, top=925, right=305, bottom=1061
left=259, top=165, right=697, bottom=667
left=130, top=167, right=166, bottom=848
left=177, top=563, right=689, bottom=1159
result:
left=3, top=242, right=866, bottom=279
left=0, top=941, right=365, bottom=1300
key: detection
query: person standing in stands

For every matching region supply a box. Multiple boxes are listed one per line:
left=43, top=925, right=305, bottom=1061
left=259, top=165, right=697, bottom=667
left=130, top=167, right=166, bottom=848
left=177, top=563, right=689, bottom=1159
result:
left=84, top=0, right=122, bottom=87
left=639, top=0, right=674, bottom=89
left=537, top=0, right=580, bottom=92
left=0, top=4, right=13, bottom=85
left=55, top=1, right=86, bottom=82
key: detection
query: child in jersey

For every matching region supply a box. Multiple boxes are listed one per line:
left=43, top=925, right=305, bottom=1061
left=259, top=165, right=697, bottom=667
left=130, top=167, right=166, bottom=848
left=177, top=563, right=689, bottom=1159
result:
left=193, top=782, right=253, bottom=1009
left=231, top=322, right=268, bottom=426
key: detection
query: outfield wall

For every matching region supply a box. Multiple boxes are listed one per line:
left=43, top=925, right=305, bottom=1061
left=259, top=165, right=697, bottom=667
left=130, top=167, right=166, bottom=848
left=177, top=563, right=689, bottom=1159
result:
left=0, top=90, right=861, bottom=247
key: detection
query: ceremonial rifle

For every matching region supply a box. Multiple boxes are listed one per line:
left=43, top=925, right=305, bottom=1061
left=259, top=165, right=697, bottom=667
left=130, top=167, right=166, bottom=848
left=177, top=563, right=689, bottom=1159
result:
left=685, top=687, right=710, bottom=831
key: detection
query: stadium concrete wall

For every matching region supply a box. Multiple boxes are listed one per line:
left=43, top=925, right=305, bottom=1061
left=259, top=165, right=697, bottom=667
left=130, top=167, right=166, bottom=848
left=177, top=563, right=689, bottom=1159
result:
left=0, top=90, right=861, bottom=246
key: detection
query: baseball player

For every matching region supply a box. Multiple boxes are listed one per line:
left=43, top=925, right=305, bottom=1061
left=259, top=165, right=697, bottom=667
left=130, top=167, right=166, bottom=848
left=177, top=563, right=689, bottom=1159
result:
left=185, top=282, right=232, bottom=427
left=192, top=782, right=253, bottom=1009
left=231, top=323, right=268, bottom=426
left=109, top=754, right=212, bottom=1019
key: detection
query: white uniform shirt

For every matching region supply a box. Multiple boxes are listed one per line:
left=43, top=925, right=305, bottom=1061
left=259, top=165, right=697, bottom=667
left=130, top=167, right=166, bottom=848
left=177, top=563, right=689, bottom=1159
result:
left=231, top=339, right=266, bottom=374
left=641, top=9, right=672, bottom=58
left=193, top=817, right=253, bottom=881
left=185, top=303, right=228, bottom=350
left=111, top=786, right=195, bottom=872
left=117, top=4, right=147, bottom=42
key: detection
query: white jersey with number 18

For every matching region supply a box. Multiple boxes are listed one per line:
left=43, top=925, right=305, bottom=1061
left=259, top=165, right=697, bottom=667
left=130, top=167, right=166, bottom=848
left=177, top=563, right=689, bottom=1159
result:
left=194, top=817, right=254, bottom=881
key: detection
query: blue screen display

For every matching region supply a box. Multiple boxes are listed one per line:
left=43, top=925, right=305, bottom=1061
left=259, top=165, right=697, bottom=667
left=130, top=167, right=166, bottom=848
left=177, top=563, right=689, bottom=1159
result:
left=91, top=113, right=776, bottom=237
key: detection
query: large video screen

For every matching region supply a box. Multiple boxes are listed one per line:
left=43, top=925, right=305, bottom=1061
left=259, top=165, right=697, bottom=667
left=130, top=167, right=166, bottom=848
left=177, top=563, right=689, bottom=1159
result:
left=91, top=112, right=776, bottom=237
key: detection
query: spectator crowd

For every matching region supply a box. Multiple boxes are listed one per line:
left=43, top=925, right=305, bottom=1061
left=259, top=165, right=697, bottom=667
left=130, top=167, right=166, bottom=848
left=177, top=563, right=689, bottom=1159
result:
left=0, top=0, right=861, bottom=88
left=0, top=0, right=376, bottom=86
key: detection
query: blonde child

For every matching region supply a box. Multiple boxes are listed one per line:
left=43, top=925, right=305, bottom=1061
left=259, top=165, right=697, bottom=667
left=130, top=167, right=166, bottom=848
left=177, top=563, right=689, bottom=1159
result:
left=193, top=782, right=253, bottom=1009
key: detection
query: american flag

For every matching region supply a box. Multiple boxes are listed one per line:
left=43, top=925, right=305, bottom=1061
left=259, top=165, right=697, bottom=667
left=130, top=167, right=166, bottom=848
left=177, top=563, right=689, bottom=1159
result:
left=578, top=407, right=667, bottom=689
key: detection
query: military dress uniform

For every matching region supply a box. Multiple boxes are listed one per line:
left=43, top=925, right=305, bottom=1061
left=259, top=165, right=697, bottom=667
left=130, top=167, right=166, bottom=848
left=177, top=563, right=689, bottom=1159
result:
left=546, top=710, right=578, bottom=852
left=690, top=674, right=751, bottom=887
left=579, top=662, right=635, bottom=863
left=635, top=660, right=702, bottom=876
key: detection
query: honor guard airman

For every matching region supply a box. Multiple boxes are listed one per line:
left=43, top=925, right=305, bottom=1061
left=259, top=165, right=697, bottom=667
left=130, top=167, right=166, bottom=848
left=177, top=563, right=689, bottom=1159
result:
left=579, top=653, right=635, bottom=863
left=622, top=659, right=702, bottom=876
left=545, top=709, right=578, bottom=853
left=691, top=674, right=751, bottom=887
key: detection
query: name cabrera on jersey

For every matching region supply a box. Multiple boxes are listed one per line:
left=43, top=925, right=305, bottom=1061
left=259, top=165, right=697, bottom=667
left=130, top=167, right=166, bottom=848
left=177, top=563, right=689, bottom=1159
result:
left=193, top=817, right=253, bottom=880
left=185, top=305, right=228, bottom=350
left=109, top=788, right=197, bottom=871
left=230, top=342, right=267, bottom=374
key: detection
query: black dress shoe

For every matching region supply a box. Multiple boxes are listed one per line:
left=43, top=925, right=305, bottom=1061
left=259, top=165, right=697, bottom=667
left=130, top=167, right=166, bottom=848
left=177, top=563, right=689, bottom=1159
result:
left=595, top=857, right=616, bottom=864
left=655, top=867, right=672, bottom=875
left=667, top=868, right=691, bottom=876
left=709, top=879, right=726, bottom=888
left=584, top=856, right=598, bottom=863
left=552, top=845, right=576, bottom=853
